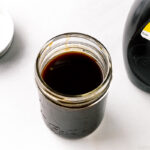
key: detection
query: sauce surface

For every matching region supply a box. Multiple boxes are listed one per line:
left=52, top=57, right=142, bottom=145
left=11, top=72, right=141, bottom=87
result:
left=41, top=52, right=103, bottom=95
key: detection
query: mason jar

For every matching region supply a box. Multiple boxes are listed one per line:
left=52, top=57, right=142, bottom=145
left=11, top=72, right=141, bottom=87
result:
left=35, top=33, right=112, bottom=138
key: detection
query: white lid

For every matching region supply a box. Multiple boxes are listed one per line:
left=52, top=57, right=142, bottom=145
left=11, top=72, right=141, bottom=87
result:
left=0, top=9, right=14, bottom=57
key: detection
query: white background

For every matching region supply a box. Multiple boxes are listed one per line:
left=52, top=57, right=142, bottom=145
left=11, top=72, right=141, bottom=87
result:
left=1, top=0, right=150, bottom=150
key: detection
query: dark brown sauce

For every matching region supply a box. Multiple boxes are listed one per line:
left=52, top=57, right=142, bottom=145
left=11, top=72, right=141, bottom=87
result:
left=41, top=52, right=103, bottom=95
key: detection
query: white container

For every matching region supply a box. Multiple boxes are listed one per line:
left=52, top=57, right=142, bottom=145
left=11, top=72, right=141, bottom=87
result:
left=0, top=9, right=14, bottom=57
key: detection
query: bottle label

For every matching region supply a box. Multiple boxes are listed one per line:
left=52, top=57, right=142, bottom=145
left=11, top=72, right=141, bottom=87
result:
left=141, top=22, right=150, bottom=40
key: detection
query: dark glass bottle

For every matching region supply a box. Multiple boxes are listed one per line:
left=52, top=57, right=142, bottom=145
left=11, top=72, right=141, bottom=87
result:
left=123, top=0, right=150, bottom=92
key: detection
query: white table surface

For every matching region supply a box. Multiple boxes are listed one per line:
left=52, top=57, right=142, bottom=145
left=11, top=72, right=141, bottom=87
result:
left=1, top=0, right=150, bottom=150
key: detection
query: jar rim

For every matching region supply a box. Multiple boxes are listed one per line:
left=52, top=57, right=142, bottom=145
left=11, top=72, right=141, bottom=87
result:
left=35, top=32, right=112, bottom=108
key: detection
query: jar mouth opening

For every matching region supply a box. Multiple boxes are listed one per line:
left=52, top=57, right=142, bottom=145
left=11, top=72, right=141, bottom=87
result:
left=35, top=32, right=112, bottom=107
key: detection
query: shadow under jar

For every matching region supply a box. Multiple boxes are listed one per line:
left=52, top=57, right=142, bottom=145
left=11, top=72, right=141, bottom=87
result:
left=35, top=33, right=112, bottom=139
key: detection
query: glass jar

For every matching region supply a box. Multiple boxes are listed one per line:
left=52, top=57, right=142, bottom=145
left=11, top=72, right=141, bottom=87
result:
left=35, top=33, right=112, bottom=138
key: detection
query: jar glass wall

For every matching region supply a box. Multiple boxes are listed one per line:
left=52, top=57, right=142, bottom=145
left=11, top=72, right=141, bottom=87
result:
left=35, top=33, right=112, bottom=138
